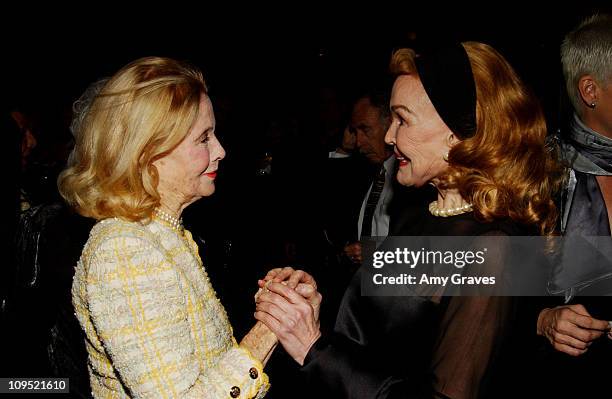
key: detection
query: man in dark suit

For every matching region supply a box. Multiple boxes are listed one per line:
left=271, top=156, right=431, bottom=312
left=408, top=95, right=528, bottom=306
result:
left=315, top=89, right=395, bottom=330
left=323, top=91, right=393, bottom=261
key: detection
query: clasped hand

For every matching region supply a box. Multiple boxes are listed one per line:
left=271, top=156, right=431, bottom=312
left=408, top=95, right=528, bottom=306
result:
left=254, top=267, right=322, bottom=365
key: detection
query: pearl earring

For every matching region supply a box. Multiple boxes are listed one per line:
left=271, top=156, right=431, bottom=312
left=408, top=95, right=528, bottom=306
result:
left=443, top=152, right=449, bottom=162
left=590, top=102, right=597, bottom=108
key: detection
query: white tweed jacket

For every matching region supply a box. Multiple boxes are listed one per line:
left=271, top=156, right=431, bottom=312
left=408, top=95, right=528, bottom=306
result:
left=72, top=217, right=268, bottom=398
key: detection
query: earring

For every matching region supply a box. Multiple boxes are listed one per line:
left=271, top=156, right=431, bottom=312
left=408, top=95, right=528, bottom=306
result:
left=443, top=152, right=449, bottom=162
left=590, top=102, right=597, bottom=108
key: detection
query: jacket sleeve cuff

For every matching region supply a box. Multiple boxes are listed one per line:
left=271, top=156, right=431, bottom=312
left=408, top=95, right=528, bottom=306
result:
left=207, top=344, right=269, bottom=398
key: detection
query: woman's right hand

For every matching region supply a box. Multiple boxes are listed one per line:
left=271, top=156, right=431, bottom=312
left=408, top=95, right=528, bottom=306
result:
left=255, top=281, right=321, bottom=365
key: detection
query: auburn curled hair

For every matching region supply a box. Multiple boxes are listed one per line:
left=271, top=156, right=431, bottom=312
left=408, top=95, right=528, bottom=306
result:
left=391, top=43, right=563, bottom=235
left=58, top=56, right=207, bottom=222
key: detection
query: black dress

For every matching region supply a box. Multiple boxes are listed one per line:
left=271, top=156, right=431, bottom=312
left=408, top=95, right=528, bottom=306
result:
left=302, top=211, right=530, bottom=399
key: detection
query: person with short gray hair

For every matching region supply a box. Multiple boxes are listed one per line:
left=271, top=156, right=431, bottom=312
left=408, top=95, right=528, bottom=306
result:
left=536, top=13, right=612, bottom=398
left=560, top=14, right=612, bottom=130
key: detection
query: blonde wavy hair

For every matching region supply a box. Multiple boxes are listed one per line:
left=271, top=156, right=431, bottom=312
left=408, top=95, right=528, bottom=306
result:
left=58, top=56, right=207, bottom=222
left=391, top=43, right=562, bottom=235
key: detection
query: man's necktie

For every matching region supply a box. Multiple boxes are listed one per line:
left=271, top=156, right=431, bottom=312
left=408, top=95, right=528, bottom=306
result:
left=361, top=166, right=386, bottom=237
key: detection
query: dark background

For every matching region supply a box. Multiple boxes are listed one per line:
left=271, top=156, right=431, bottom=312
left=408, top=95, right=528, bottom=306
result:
left=8, top=5, right=610, bottom=127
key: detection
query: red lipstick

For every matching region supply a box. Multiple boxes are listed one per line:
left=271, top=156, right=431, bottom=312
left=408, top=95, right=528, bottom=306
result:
left=395, top=152, right=409, bottom=167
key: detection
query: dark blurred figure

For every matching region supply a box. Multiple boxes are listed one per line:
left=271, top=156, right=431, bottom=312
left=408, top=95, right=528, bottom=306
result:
left=0, top=111, right=23, bottom=377
left=11, top=110, right=38, bottom=211
left=4, top=80, right=105, bottom=397
left=9, top=203, right=94, bottom=392
left=14, top=103, right=73, bottom=210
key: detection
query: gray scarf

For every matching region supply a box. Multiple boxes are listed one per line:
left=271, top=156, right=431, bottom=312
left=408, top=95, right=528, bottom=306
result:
left=550, top=114, right=612, bottom=299
left=562, top=114, right=612, bottom=175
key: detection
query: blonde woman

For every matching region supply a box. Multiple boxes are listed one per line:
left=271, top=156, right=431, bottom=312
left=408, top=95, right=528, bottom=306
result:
left=59, top=57, right=318, bottom=398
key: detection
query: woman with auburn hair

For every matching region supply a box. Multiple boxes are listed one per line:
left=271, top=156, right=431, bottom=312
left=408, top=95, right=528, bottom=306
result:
left=411, top=42, right=560, bottom=235
left=253, top=42, right=562, bottom=398
left=59, top=56, right=320, bottom=398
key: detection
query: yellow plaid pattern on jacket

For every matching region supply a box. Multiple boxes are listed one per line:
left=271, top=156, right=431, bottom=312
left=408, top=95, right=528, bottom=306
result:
left=72, top=218, right=269, bottom=398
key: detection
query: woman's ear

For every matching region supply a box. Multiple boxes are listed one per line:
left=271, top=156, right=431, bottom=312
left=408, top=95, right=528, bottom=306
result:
left=447, top=133, right=458, bottom=147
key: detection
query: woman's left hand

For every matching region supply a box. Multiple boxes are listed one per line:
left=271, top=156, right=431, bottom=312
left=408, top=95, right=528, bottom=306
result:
left=258, top=267, right=322, bottom=322
left=255, top=282, right=321, bottom=365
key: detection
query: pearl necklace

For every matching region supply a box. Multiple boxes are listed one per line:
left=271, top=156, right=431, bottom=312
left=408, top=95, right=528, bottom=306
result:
left=428, top=201, right=473, bottom=217
left=153, top=208, right=183, bottom=231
